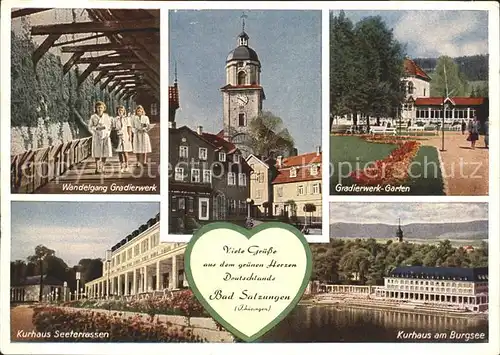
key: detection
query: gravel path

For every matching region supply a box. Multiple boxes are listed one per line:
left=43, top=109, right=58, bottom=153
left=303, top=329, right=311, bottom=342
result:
left=422, top=131, right=489, bottom=195
left=10, top=305, right=35, bottom=341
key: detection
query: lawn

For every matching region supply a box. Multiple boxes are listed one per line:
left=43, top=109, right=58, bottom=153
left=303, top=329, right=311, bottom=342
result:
left=330, top=136, right=445, bottom=195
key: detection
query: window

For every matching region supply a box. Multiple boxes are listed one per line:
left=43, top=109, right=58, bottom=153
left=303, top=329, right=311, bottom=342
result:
left=134, top=245, right=139, bottom=256
left=258, top=172, right=264, bottom=183
left=199, top=148, right=207, bottom=160
left=234, top=154, right=240, bottom=163
left=423, top=88, right=426, bottom=96
left=187, top=197, right=194, bottom=212
left=310, top=165, right=318, bottom=176
left=191, top=169, right=200, bottom=183
left=290, top=168, right=297, bottom=178
left=150, top=102, right=158, bottom=116
left=171, top=196, right=177, bottom=211
left=219, top=152, right=226, bottom=162
left=128, top=249, right=132, bottom=259
left=408, top=82, right=414, bottom=95
left=179, top=146, right=188, bottom=158
left=313, top=183, right=320, bottom=195
left=297, top=185, right=304, bottom=196
left=277, top=186, right=283, bottom=197
left=238, top=173, right=247, bottom=186
left=239, top=113, right=245, bottom=126
left=175, top=167, right=184, bottom=181
left=256, top=189, right=262, bottom=199
left=228, top=172, right=236, bottom=185
left=178, top=198, right=185, bottom=210
left=203, top=170, right=212, bottom=183
left=238, top=71, right=246, bottom=85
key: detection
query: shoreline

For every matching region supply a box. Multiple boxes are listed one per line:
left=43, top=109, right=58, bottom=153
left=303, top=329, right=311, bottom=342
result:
left=299, top=296, right=488, bottom=320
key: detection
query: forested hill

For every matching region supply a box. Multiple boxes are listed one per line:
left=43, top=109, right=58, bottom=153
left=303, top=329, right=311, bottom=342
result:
left=413, top=55, right=488, bottom=81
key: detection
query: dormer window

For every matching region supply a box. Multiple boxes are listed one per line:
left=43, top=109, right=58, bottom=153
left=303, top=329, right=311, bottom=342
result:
left=199, top=148, right=207, bottom=160
left=219, top=152, right=226, bottom=162
left=234, top=154, right=240, bottom=163
left=310, top=165, right=318, bottom=176
left=290, top=167, right=297, bottom=178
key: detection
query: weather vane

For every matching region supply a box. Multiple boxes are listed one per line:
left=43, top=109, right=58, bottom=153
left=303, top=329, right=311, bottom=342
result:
left=241, top=11, right=248, bottom=31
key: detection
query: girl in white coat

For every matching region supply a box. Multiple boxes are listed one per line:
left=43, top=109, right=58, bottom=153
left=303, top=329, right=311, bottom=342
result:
left=111, top=105, right=133, bottom=172
left=88, top=101, right=112, bottom=174
left=132, top=105, right=152, bottom=166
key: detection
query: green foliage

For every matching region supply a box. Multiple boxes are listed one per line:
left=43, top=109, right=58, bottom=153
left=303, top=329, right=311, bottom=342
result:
left=311, top=239, right=488, bottom=285
left=11, top=30, right=123, bottom=131
left=430, top=56, right=469, bottom=97
left=330, top=12, right=406, bottom=128
left=414, top=55, right=488, bottom=81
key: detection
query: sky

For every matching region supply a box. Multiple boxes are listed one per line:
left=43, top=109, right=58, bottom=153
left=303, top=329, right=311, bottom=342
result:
left=169, top=10, right=322, bottom=155
left=332, top=10, right=488, bottom=58
left=329, top=203, right=488, bottom=225
left=11, top=202, right=160, bottom=266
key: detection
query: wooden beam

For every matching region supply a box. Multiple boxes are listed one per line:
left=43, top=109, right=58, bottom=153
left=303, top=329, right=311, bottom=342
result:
left=32, top=34, right=60, bottom=66
left=11, top=8, right=52, bottom=19
left=31, top=19, right=160, bottom=35
left=63, top=51, right=83, bottom=75
left=108, top=80, right=121, bottom=93
left=93, top=70, right=109, bottom=85
left=77, top=63, right=99, bottom=87
left=77, top=56, right=142, bottom=64
left=108, top=74, right=136, bottom=80
left=61, top=43, right=141, bottom=52
left=93, top=63, right=147, bottom=72
left=52, top=33, right=108, bottom=47
left=100, top=75, right=115, bottom=91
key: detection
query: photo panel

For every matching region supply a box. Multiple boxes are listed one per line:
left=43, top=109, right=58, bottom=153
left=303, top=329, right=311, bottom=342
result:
left=167, top=9, right=325, bottom=240
left=329, top=10, right=489, bottom=196
left=315, top=201, right=489, bottom=343
left=10, top=8, right=160, bottom=195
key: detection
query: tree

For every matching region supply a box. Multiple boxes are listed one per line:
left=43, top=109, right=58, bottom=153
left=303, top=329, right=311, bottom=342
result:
left=430, top=56, right=469, bottom=97
left=244, top=111, right=295, bottom=159
left=27, top=245, right=55, bottom=302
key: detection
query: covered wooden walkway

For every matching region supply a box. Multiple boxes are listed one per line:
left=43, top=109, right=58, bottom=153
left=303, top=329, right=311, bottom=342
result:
left=11, top=8, right=161, bottom=194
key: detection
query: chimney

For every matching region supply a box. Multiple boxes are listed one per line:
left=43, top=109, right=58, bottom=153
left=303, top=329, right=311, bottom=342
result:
left=316, top=145, right=321, bottom=156
left=197, top=126, right=203, bottom=135
left=169, top=121, right=176, bottom=129
left=277, top=156, right=283, bottom=168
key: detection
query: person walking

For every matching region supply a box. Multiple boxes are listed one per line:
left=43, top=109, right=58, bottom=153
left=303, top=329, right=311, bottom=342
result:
left=461, top=119, right=466, bottom=135
left=466, top=116, right=480, bottom=150
left=484, top=119, right=489, bottom=149
left=131, top=105, right=152, bottom=167
left=111, top=105, right=133, bottom=173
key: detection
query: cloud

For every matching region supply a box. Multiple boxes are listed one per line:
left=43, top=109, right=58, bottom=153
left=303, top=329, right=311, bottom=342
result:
left=330, top=203, right=488, bottom=225
left=392, top=11, right=488, bottom=57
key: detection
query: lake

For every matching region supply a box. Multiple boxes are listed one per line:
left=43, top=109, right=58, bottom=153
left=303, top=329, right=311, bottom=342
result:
left=260, top=304, right=488, bottom=342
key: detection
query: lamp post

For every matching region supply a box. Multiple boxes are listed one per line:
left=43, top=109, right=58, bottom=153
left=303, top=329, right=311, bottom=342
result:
left=76, top=272, right=81, bottom=301
left=63, top=281, right=67, bottom=302
left=106, top=250, right=112, bottom=300
left=246, top=198, right=254, bottom=228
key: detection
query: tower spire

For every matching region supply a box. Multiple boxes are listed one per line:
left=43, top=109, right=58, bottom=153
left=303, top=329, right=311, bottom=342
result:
left=174, top=60, right=178, bottom=85
left=241, top=11, right=247, bottom=32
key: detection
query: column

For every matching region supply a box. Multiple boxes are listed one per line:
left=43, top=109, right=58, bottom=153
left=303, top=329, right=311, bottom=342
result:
left=156, top=261, right=160, bottom=291
left=111, top=277, right=115, bottom=296
left=133, top=269, right=137, bottom=295
left=143, top=266, right=147, bottom=292
left=171, top=255, right=178, bottom=290
left=117, top=275, right=121, bottom=296
left=125, top=273, right=129, bottom=296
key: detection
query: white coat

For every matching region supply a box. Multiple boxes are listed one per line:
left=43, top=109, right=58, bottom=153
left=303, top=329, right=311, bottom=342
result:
left=88, top=113, right=112, bottom=158
left=132, top=115, right=152, bottom=153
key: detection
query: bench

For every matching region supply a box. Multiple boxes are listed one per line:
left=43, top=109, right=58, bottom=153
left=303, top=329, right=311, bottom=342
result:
left=370, top=126, right=396, bottom=135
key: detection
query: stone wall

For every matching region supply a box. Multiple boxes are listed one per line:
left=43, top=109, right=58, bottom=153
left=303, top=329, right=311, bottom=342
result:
left=11, top=117, right=81, bottom=156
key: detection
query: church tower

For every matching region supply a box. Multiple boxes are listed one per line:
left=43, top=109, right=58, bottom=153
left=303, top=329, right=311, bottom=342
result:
left=396, top=218, right=404, bottom=243
left=221, top=16, right=265, bottom=156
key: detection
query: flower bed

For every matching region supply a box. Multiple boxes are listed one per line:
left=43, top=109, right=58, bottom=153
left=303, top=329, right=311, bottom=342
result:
left=32, top=306, right=209, bottom=342
left=349, top=140, right=421, bottom=185
left=61, top=290, right=207, bottom=318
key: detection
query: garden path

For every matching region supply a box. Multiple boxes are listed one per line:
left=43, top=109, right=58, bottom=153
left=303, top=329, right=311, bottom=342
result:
left=423, top=131, right=489, bottom=195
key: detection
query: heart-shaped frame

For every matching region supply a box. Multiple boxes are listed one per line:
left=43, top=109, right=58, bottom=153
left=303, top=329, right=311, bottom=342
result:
left=184, top=221, right=313, bottom=342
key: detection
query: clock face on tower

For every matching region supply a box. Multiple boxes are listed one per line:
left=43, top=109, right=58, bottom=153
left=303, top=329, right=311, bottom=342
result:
left=236, top=94, right=249, bottom=106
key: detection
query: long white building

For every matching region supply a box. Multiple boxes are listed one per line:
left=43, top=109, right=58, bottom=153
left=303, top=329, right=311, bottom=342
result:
left=374, top=266, right=488, bottom=312
left=86, top=214, right=188, bottom=298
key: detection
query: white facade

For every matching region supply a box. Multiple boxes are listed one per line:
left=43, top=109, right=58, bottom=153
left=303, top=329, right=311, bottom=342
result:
left=86, top=221, right=188, bottom=298
left=374, top=275, right=488, bottom=312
